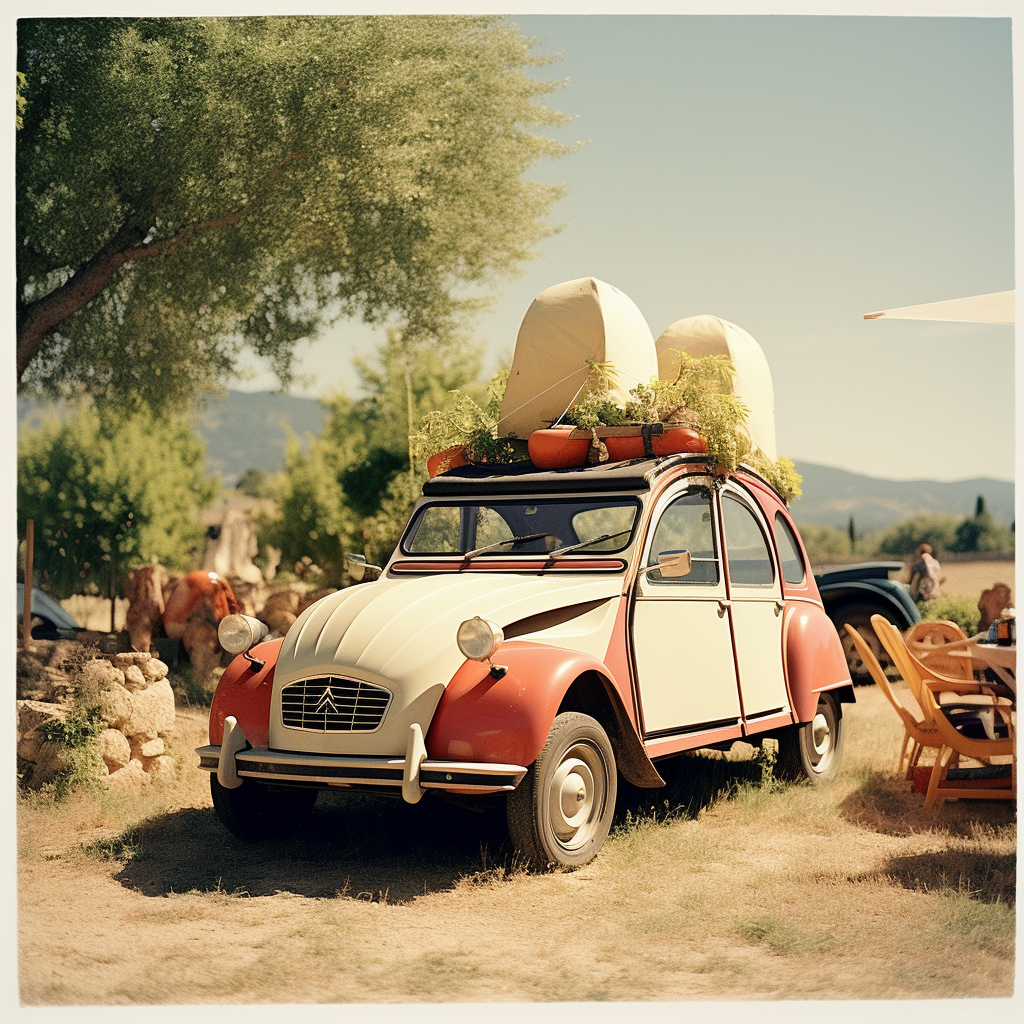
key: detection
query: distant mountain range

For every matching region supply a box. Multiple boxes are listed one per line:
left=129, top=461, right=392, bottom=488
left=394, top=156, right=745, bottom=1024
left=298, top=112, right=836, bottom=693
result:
left=17, top=389, right=1014, bottom=533
left=788, top=462, right=1014, bottom=533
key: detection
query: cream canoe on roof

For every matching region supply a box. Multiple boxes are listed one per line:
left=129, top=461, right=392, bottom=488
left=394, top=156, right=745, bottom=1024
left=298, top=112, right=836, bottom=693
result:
left=656, top=315, right=777, bottom=462
left=497, top=277, right=658, bottom=439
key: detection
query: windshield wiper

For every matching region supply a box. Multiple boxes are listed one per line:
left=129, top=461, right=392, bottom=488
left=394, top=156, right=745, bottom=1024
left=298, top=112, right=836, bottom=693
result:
left=462, top=533, right=561, bottom=560
left=547, top=529, right=633, bottom=558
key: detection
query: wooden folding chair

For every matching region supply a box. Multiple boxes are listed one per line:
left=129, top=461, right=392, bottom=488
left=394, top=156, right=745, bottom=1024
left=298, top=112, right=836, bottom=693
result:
left=844, top=624, right=941, bottom=779
left=873, top=616, right=1012, bottom=742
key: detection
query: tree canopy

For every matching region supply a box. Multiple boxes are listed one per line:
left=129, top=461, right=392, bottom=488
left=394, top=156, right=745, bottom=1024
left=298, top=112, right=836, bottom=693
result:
left=17, top=16, right=568, bottom=408
left=259, top=329, right=483, bottom=577
left=18, top=406, right=218, bottom=599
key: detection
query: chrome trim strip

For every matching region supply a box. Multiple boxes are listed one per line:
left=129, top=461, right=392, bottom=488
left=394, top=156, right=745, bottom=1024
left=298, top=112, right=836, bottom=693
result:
left=196, top=745, right=528, bottom=793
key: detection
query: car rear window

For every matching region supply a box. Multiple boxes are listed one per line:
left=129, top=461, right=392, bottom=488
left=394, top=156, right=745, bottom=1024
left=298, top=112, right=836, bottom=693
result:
left=773, top=513, right=807, bottom=585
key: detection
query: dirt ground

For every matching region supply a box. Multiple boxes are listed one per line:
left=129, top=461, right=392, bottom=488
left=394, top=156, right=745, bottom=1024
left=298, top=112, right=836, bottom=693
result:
left=17, top=683, right=1016, bottom=1008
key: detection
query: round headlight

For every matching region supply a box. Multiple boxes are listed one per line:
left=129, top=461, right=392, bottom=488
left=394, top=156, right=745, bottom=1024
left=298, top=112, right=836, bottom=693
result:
left=456, top=617, right=504, bottom=662
left=218, top=614, right=269, bottom=654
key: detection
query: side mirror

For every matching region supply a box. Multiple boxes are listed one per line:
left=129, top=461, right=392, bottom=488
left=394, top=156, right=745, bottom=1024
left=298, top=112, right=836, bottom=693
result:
left=658, top=549, right=692, bottom=577
left=344, top=553, right=382, bottom=583
left=640, top=549, right=692, bottom=578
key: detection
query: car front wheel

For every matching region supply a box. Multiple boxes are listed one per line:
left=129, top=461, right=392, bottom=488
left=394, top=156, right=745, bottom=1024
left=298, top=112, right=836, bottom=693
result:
left=210, top=775, right=318, bottom=840
left=506, top=712, right=617, bottom=869
left=776, top=691, right=844, bottom=784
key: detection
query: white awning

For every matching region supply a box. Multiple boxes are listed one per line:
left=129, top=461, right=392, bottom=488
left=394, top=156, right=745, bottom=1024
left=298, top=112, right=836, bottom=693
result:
left=863, top=290, right=1014, bottom=325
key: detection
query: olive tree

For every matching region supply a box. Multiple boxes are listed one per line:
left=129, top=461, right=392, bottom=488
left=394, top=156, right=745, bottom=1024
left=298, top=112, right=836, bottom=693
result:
left=17, top=16, right=568, bottom=408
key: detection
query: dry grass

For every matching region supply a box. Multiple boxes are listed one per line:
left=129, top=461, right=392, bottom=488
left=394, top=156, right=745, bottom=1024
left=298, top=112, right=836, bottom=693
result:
left=18, top=687, right=1016, bottom=1005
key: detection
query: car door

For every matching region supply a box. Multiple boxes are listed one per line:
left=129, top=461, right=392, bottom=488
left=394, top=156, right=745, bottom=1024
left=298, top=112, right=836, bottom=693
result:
left=632, top=479, right=742, bottom=735
left=720, top=485, right=790, bottom=722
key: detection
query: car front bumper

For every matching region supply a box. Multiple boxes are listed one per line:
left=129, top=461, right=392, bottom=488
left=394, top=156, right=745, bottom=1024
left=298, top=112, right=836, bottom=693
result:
left=197, top=716, right=528, bottom=804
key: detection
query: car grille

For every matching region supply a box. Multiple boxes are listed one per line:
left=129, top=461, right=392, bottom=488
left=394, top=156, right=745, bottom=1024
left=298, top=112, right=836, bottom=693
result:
left=280, top=676, right=392, bottom=733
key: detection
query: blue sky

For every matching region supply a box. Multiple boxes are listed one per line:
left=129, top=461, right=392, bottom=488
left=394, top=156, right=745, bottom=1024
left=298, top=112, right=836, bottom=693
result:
left=234, top=11, right=1016, bottom=483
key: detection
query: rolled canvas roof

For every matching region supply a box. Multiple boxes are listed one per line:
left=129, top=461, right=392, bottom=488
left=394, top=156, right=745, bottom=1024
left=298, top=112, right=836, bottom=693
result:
left=656, top=315, right=777, bottom=462
left=498, top=278, right=658, bottom=438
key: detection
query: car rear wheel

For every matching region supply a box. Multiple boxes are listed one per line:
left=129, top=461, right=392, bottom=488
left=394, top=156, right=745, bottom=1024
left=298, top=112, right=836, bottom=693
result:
left=506, top=712, right=617, bottom=869
left=776, top=692, right=844, bottom=784
left=835, top=603, right=893, bottom=684
left=210, top=775, right=318, bottom=840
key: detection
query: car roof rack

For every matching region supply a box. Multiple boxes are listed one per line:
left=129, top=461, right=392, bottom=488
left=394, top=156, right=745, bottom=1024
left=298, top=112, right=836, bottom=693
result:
left=421, top=453, right=709, bottom=497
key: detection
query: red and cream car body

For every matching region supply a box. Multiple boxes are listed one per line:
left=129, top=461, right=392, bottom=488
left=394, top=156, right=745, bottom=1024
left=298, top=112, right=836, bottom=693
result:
left=199, top=454, right=852, bottom=866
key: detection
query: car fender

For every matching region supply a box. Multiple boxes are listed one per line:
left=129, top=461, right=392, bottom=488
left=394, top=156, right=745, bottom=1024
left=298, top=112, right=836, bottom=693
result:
left=426, top=639, right=660, bottom=782
left=208, top=638, right=282, bottom=747
left=782, top=603, right=853, bottom=722
left=818, top=580, right=920, bottom=629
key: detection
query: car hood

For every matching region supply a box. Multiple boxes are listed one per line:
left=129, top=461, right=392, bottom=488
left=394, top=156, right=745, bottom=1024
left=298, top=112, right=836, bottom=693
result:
left=275, top=572, right=624, bottom=689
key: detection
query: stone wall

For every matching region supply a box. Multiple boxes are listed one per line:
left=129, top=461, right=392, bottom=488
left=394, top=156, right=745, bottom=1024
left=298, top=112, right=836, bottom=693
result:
left=17, top=650, right=176, bottom=792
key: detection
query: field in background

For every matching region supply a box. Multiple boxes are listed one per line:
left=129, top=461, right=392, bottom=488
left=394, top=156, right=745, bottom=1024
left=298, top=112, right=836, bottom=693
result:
left=18, top=685, right=1015, bottom=1005
left=937, top=561, right=1015, bottom=602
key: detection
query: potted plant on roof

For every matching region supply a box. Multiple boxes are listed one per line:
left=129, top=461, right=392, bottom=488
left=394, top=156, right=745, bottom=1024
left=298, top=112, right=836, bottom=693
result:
left=412, top=368, right=528, bottom=477
left=559, top=351, right=802, bottom=504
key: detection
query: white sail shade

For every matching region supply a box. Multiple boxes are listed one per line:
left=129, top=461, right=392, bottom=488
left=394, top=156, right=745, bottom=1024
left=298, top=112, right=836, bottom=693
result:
left=863, top=290, right=1014, bottom=324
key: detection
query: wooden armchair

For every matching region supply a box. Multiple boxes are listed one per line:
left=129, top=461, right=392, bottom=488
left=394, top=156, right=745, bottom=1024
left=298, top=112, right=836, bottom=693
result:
left=904, top=620, right=975, bottom=681
left=916, top=683, right=1015, bottom=810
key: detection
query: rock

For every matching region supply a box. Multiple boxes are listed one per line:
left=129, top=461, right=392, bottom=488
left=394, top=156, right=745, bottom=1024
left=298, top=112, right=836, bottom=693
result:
left=124, top=565, right=168, bottom=653
left=112, top=651, right=154, bottom=669
left=140, top=658, right=169, bottom=683
left=17, top=700, right=67, bottom=763
left=146, top=755, right=177, bottom=785
left=121, top=664, right=148, bottom=692
left=96, top=682, right=135, bottom=731
left=978, top=583, right=1013, bottom=632
left=183, top=616, right=223, bottom=685
left=139, top=737, right=165, bottom=758
left=99, top=729, right=132, bottom=772
left=78, top=659, right=126, bottom=693
left=124, top=678, right=176, bottom=738
left=103, top=758, right=148, bottom=793
left=30, top=740, right=70, bottom=786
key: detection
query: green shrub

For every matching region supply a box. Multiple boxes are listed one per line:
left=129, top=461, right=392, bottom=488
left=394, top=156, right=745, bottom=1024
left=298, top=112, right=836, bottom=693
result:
left=877, top=514, right=960, bottom=557
left=794, top=523, right=851, bottom=565
left=918, top=595, right=980, bottom=636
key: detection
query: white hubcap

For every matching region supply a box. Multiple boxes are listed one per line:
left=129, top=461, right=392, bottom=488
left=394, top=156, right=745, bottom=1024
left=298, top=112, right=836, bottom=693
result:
left=811, top=712, right=831, bottom=756
left=549, top=752, right=599, bottom=847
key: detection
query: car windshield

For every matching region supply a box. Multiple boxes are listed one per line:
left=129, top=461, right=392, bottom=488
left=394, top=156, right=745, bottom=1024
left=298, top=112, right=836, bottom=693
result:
left=401, top=497, right=643, bottom=557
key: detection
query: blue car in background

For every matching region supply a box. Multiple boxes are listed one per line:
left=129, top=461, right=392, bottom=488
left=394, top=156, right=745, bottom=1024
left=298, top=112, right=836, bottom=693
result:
left=16, top=583, right=79, bottom=640
left=814, top=561, right=920, bottom=683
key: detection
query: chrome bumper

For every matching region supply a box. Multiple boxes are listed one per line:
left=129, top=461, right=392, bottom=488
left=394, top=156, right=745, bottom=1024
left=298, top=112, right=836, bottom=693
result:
left=197, top=717, right=528, bottom=804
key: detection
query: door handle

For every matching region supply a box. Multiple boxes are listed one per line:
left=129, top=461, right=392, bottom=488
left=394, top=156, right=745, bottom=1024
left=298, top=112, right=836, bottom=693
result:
left=717, top=599, right=731, bottom=618
left=775, top=600, right=785, bottom=616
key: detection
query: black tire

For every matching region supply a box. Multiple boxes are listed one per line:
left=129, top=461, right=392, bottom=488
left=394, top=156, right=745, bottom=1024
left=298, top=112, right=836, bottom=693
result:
left=776, top=691, right=844, bottom=784
left=210, top=775, right=318, bottom=841
left=506, top=712, right=617, bottom=869
left=834, top=603, right=892, bottom=684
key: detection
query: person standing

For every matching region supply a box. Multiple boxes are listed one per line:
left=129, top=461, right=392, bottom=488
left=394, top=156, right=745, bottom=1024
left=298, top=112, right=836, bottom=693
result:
left=909, top=543, right=942, bottom=601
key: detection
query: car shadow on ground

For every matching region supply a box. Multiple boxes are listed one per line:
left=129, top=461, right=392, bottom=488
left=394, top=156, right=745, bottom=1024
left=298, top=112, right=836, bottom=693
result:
left=111, top=752, right=765, bottom=902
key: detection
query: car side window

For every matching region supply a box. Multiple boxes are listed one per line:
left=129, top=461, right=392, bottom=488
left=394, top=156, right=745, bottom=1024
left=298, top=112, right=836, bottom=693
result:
left=773, top=513, right=806, bottom=585
left=722, top=494, right=775, bottom=586
left=647, top=488, right=719, bottom=584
